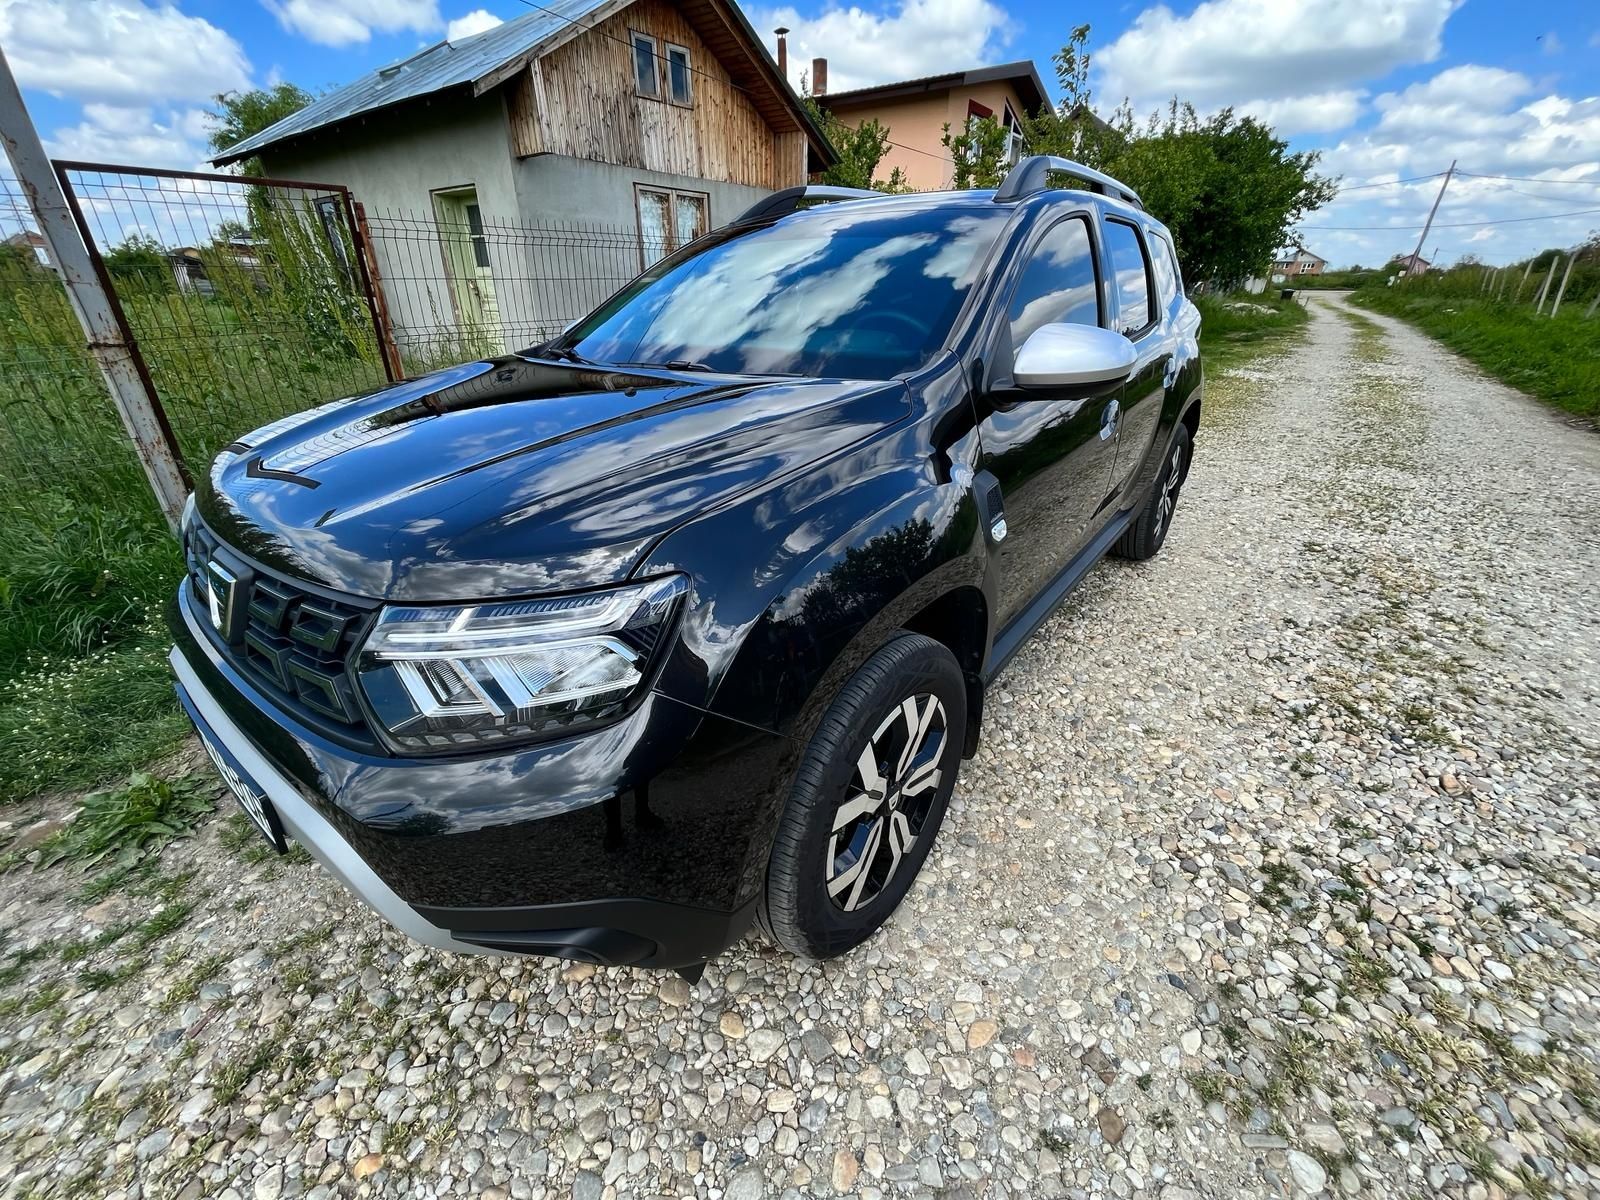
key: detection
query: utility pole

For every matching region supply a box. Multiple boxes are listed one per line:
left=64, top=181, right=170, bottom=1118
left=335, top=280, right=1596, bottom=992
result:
left=1406, top=161, right=1454, bottom=280
left=0, top=46, right=189, bottom=529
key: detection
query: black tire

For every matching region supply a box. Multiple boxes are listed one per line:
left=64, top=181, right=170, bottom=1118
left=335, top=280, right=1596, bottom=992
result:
left=758, top=633, right=966, bottom=959
left=1113, top=423, right=1192, bottom=561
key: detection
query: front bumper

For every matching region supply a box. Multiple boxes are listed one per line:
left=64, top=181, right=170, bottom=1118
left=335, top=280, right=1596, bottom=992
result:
left=171, top=586, right=797, bottom=969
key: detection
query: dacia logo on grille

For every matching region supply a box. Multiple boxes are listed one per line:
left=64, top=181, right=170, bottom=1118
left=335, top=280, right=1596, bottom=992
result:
left=205, top=559, right=241, bottom=641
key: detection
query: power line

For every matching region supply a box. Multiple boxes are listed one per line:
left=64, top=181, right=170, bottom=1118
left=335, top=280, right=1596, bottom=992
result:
left=1301, top=206, right=1600, bottom=231
left=1333, top=172, right=1446, bottom=192
left=1456, top=170, right=1600, bottom=186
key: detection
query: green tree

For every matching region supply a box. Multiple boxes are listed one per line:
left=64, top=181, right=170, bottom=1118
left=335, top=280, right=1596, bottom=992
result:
left=802, top=97, right=910, bottom=192
left=1118, top=105, right=1335, bottom=288
left=1013, top=25, right=1333, bottom=288
left=206, top=84, right=313, bottom=176
left=941, top=115, right=1010, bottom=190
left=1020, top=25, right=1133, bottom=169
left=102, top=235, right=171, bottom=293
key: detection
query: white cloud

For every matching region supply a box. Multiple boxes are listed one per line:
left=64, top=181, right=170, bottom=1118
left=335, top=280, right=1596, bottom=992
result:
left=263, top=0, right=442, bottom=48
left=446, top=8, right=502, bottom=40
left=1299, top=66, right=1600, bottom=267
left=47, top=103, right=213, bottom=171
left=1539, top=31, right=1562, bottom=55
left=751, top=0, right=1013, bottom=94
left=0, top=0, right=251, bottom=105
left=1096, top=0, right=1460, bottom=134
left=1236, top=90, right=1366, bottom=134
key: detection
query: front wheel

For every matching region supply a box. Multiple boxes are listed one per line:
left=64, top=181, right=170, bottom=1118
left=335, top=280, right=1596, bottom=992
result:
left=1113, top=423, right=1191, bottom=561
left=758, top=633, right=966, bottom=959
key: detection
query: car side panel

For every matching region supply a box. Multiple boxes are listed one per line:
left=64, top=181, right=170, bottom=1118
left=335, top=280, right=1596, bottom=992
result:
left=637, top=367, right=991, bottom=903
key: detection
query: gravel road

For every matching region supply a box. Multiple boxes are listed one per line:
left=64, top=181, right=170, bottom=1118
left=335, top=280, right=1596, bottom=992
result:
left=2, top=293, right=1598, bottom=1200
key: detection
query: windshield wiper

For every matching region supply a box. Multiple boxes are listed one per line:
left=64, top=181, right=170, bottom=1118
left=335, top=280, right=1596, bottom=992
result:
left=621, top=359, right=717, bottom=372
left=534, top=344, right=598, bottom=366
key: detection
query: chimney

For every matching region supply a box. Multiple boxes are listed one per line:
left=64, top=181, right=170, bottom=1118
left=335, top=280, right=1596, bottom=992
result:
left=774, top=27, right=789, bottom=77
left=812, top=57, right=827, bottom=95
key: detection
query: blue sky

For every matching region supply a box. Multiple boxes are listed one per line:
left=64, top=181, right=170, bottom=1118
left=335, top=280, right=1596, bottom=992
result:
left=4, top=0, right=1598, bottom=266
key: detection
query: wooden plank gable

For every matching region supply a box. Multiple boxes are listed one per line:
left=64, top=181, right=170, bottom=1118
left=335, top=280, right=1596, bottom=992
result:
left=506, top=0, right=805, bottom=189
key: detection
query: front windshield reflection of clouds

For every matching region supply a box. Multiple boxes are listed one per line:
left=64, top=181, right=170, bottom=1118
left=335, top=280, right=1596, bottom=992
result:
left=570, top=206, right=1009, bottom=380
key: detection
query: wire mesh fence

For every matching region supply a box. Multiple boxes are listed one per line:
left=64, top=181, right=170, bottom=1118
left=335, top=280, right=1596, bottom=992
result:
left=0, top=162, right=677, bottom=538
left=55, top=164, right=393, bottom=471
left=362, top=207, right=665, bottom=372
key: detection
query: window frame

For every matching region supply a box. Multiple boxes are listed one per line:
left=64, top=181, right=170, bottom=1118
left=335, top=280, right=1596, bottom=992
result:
left=989, top=210, right=1105, bottom=386
left=664, top=42, right=693, bottom=106
left=1002, top=100, right=1025, bottom=164
left=1102, top=216, right=1158, bottom=340
left=633, top=183, right=711, bottom=268
left=630, top=30, right=661, bottom=99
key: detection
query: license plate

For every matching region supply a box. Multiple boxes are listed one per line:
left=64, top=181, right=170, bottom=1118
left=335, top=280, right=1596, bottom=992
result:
left=179, top=688, right=287, bottom=854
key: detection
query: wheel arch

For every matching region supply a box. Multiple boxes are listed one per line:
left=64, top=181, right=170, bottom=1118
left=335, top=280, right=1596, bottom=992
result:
left=900, top=584, right=989, bottom=757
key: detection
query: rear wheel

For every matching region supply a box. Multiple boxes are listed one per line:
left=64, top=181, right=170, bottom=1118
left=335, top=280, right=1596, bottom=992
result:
left=1114, top=423, right=1191, bottom=561
left=758, top=633, right=965, bottom=959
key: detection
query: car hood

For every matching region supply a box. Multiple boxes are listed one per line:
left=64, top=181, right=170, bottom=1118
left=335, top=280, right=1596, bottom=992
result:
left=196, top=356, right=909, bottom=601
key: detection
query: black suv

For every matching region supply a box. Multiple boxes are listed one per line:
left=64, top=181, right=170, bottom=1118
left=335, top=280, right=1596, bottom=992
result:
left=171, top=156, right=1201, bottom=978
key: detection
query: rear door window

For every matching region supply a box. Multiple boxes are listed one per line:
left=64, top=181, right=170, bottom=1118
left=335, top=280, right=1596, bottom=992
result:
left=1103, top=219, right=1155, bottom=337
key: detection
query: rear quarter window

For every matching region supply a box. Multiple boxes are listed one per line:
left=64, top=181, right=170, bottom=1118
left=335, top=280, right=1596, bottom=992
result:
left=1151, top=233, right=1182, bottom=308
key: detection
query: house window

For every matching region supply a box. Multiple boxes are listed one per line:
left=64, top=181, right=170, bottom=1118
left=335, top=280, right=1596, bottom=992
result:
left=1002, top=101, right=1025, bottom=164
left=631, top=31, right=660, bottom=98
left=665, top=44, right=693, bottom=105
left=635, top=185, right=709, bottom=266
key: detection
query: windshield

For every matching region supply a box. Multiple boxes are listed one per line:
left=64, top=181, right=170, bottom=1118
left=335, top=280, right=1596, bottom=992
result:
left=559, top=203, right=1008, bottom=380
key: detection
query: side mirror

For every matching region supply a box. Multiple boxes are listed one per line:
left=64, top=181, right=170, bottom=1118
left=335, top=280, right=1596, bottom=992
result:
left=1013, top=323, right=1137, bottom=391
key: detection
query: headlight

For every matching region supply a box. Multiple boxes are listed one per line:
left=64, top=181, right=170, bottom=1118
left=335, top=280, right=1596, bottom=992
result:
left=356, top=575, right=687, bottom=753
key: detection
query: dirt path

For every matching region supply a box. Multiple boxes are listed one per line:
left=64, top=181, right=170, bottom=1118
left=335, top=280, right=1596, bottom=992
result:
left=2, top=295, right=1598, bottom=1200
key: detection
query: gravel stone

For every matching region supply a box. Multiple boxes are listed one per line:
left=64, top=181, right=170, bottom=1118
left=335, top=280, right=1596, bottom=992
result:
left=1, top=297, right=1596, bottom=1200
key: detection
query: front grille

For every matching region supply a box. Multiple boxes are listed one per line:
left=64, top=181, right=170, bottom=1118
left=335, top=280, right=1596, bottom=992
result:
left=185, top=523, right=378, bottom=744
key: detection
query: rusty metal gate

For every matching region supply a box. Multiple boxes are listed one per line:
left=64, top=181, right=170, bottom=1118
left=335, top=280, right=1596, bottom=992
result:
left=52, top=161, right=402, bottom=482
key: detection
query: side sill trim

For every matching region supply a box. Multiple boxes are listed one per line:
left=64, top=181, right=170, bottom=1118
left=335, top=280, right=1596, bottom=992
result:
left=983, top=506, right=1135, bottom=683
left=171, top=648, right=498, bottom=957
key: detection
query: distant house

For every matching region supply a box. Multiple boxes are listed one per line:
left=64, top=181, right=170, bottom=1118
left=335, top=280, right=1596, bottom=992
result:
left=167, top=242, right=265, bottom=296
left=213, top=0, right=836, bottom=351
left=810, top=59, right=1048, bottom=192
left=1389, top=252, right=1431, bottom=276
left=3, top=230, right=54, bottom=271
left=1270, top=245, right=1327, bottom=279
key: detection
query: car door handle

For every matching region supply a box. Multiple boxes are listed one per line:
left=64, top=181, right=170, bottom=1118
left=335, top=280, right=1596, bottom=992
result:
left=1099, top=399, right=1120, bottom=440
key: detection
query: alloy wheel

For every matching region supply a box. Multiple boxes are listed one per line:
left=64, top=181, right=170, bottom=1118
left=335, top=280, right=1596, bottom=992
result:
left=1153, top=443, right=1184, bottom=540
left=826, top=693, right=948, bottom=912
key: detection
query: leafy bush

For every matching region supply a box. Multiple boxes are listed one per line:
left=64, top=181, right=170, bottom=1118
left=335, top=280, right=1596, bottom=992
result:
left=39, top=770, right=215, bottom=869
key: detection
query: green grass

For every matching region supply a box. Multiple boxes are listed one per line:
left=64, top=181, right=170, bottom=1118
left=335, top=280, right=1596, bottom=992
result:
left=1194, top=291, right=1312, bottom=371
left=0, top=626, right=191, bottom=804
left=0, top=220, right=392, bottom=805
left=1351, top=285, right=1600, bottom=422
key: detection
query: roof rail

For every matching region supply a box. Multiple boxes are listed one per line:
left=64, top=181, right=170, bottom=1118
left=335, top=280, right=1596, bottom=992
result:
left=733, top=185, right=881, bottom=224
left=995, top=156, right=1142, bottom=209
